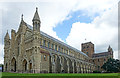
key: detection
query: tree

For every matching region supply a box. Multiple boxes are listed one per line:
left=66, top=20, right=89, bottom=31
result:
left=0, top=64, right=3, bottom=67
left=101, top=58, right=120, bottom=73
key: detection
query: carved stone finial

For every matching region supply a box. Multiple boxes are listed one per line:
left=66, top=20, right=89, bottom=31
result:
left=21, top=14, right=23, bottom=20
left=36, top=7, right=38, bottom=11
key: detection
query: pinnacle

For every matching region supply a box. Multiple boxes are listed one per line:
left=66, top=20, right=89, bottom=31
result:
left=5, top=30, right=10, bottom=39
left=32, top=7, right=40, bottom=21
left=21, top=14, right=23, bottom=20
left=108, top=45, right=111, bottom=49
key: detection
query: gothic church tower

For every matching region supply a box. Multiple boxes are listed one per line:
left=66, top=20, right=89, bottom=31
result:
left=32, top=7, right=41, bottom=73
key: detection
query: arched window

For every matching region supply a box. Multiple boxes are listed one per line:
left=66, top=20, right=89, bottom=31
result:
left=58, top=46, right=60, bottom=52
left=52, top=44, right=54, bottom=49
left=55, top=45, right=57, bottom=51
left=43, top=55, right=47, bottom=61
left=43, top=40, right=46, bottom=47
left=61, top=48, right=63, bottom=53
left=48, top=42, right=50, bottom=48
left=35, top=22, right=37, bottom=29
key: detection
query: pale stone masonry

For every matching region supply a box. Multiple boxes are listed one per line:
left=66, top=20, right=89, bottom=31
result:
left=4, top=8, right=113, bottom=73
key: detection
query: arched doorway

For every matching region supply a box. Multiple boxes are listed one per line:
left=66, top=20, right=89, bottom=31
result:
left=23, top=59, right=27, bottom=72
left=11, top=57, right=16, bottom=72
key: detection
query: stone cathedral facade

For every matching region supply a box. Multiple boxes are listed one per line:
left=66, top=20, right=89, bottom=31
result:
left=4, top=8, right=113, bottom=73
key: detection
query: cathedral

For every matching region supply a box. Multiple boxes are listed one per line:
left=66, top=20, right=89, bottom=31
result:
left=4, top=8, right=113, bottom=73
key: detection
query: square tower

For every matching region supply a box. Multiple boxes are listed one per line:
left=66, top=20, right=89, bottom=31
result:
left=81, top=42, right=94, bottom=58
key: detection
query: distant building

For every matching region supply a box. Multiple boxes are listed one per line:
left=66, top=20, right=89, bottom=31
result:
left=81, top=42, right=113, bottom=71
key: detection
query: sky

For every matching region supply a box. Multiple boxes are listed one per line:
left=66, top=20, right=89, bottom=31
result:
left=0, top=0, right=119, bottom=64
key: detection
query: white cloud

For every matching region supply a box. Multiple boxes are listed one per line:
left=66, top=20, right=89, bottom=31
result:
left=0, top=0, right=119, bottom=64
left=0, top=44, right=4, bottom=64
left=114, top=51, right=118, bottom=59
left=66, top=3, right=118, bottom=59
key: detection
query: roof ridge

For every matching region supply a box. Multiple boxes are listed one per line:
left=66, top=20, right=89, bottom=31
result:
left=26, top=24, right=88, bottom=57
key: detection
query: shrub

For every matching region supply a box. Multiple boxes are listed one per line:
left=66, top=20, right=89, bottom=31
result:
left=93, top=70, right=101, bottom=73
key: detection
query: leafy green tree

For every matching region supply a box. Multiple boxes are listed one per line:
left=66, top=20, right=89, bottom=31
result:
left=0, top=64, right=3, bottom=67
left=101, top=58, right=120, bottom=73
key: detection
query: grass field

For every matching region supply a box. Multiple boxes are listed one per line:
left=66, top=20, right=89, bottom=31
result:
left=1, top=72, right=120, bottom=78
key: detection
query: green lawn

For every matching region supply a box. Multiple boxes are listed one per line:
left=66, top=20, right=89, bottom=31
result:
left=1, top=72, right=120, bottom=78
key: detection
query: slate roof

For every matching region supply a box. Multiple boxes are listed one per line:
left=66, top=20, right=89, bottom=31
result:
left=27, top=24, right=88, bottom=57
left=92, top=52, right=111, bottom=58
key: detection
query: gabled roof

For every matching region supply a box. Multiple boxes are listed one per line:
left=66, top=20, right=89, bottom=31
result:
left=27, top=24, right=88, bottom=57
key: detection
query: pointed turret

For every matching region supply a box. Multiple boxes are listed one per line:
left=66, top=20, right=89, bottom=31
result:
left=20, top=14, right=26, bottom=26
left=108, top=45, right=111, bottom=49
left=4, top=30, right=10, bottom=46
left=4, top=30, right=10, bottom=40
left=32, top=7, right=40, bottom=22
left=17, top=14, right=27, bottom=34
left=108, top=45, right=113, bottom=58
left=108, top=45, right=113, bottom=52
left=32, top=7, right=41, bottom=32
left=21, top=14, right=23, bottom=21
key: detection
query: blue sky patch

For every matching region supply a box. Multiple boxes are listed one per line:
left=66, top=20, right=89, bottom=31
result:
left=53, top=10, right=98, bottom=41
